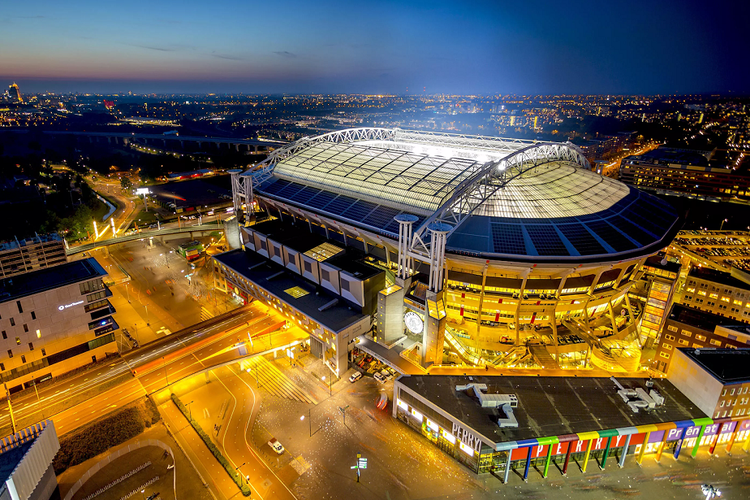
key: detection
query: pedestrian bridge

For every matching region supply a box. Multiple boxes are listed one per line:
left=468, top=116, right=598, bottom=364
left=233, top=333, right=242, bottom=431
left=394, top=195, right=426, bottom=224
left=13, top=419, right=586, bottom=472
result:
left=66, top=224, right=224, bottom=255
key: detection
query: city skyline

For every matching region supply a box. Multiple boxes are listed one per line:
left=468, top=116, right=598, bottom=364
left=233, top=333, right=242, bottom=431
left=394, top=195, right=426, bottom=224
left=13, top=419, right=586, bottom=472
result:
left=2, top=0, right=749, bottom=95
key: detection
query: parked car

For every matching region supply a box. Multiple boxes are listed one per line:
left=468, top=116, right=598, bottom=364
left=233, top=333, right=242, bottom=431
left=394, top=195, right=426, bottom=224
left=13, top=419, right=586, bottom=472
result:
left=349, top=371, right=362, bottom=383
left=268, top=438, right=285, bottom=454
left=373, top=372, right=387, bottom=384
left=380, top=369, right=393, bottom=381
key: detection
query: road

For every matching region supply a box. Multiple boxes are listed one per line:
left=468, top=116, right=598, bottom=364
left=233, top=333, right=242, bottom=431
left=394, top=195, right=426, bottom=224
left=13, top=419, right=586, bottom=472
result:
left=0, top=304, right=269, bottom=434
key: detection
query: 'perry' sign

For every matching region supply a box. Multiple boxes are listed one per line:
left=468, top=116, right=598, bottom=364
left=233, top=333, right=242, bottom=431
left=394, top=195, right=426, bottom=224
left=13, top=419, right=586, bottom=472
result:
left=452, top=422, right=483, bottom=452
left=58, top=300, right=84, bottom=311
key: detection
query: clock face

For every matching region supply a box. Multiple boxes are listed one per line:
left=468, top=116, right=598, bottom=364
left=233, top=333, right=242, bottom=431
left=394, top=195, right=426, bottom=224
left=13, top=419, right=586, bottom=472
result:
left=404, top=311, right=424, bottom=334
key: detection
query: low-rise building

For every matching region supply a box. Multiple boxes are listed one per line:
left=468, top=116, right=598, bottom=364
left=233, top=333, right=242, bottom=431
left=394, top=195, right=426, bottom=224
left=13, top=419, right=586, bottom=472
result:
left=0, top=258, right=118, bottom=392
left=392, top=374, right=744, bottom=482
left=668, top=348, right=750, bottom=420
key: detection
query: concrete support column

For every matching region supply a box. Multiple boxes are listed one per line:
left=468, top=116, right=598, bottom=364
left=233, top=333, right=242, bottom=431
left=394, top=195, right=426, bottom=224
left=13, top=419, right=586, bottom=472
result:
left=562, top=441, right=574, bottom=476
left=542, top=444, right=553, bottom=478
left=600, top=436, right=613, bottom=469
left=673, top=427, right=688, bottom=460
left=523, top=447, right=531, bottom=482
left=503, top=451, right=512, bottom=484
left=636, top=432, right=650, bottom=465
left=742, top=429, right=750, bottom=452
left=655, top=432, right=669, bottom=462
left=619, top=434, right=631, bottom=468
left=691, top=425, right=707, bottom=458
left=581, top=440, right=593, bottom=473
left=726, top=426, right=738, bottom=455
left=394, top=214, right=418, bottom=280
left=427, top=222, right=451, bottom=292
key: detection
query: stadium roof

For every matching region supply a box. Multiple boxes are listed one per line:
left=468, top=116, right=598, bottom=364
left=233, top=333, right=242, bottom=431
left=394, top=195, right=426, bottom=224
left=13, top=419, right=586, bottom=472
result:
left=249, top=128, right=680, bottom=263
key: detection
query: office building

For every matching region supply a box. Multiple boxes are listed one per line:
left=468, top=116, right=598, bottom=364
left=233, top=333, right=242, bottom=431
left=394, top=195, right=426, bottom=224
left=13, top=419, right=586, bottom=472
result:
left=681, top=267, right=750, bottom=322
left=0, top=420, right=59, bottom=500
left=0, top=235, right=67, bottom=279
left=7, top=84, right=21, bottom=104
left=620, top=147, right=750, bottom=201
left=654, top=304, right=750, bottom=374
left=0, top=258, right=118, bottom=392
left=220, top=128, right=680, bottom=374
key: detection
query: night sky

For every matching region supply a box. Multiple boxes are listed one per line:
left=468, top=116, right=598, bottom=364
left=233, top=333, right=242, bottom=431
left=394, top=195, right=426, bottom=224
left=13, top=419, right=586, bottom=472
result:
left=1, top=0, right=747, bottom=95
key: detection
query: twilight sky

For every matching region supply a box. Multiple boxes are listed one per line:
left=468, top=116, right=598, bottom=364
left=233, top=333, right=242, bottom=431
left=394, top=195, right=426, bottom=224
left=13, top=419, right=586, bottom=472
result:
left=1, top=0, right=747, bottom=95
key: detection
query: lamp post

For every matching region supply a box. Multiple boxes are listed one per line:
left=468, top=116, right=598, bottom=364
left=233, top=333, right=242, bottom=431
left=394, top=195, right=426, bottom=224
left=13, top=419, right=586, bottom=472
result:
left=301, top=408, right=312, bottom=437
left=721, top=218, right=728, bottom=230
left=235, top=462, right=247, bottom=485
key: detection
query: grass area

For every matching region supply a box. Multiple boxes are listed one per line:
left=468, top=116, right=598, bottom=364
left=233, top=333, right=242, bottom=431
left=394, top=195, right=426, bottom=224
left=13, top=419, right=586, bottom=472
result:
left=133, top=209, right=162, bottom=225
left=53, top=397, right=161, bottom=475
left=171, top=393, right=251, bottom=496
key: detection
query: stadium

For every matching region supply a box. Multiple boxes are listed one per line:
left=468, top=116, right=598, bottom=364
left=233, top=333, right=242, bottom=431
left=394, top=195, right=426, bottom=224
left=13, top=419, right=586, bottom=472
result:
left=215, top=128, right=680, bottom=375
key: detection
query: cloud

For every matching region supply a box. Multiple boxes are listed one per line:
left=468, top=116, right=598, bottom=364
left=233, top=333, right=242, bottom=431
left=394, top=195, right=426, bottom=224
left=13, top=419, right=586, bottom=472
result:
left=126, top=44, right=178, bottom=52
left=212, top=53, right=244, bottom=61
left=274, top=51, right=297, bottom=59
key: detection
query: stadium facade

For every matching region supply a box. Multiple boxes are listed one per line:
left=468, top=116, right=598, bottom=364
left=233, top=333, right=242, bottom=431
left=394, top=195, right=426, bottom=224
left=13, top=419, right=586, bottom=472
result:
left=215, top=128, right=680, bottom=375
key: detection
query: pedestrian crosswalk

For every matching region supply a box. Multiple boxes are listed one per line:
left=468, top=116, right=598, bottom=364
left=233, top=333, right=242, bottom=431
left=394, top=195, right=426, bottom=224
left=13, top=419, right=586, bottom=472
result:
left=200, top=306, right=214, bottom=322
left=242, top=356, right=316, bottom=404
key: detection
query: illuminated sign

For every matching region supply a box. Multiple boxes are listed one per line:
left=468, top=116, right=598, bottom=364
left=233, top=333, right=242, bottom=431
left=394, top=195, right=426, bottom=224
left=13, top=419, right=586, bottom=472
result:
left=397, top=399, right=409, bottom=411
left=452, top=422, right=483, bottom=452
left=404, top=311, right=424, bottom=334
left=426, top=419, right=438, bottom=432
left=135, top=188, right=150, bottom=195
left=459, top=441, right=475, bottom=457
left=410, top=408, right=423, bottom=421
left=58, top=300, right=84, bottom=311
left=441, top=429, right=456, bottom=444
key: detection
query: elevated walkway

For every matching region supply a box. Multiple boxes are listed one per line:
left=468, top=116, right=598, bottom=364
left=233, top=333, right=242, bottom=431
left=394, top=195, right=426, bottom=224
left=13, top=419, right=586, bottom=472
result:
left=354, top=336, right=425, bottom=374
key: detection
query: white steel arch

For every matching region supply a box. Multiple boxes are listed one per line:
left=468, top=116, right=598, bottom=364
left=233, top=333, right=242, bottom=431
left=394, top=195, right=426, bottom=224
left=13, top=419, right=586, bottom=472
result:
left=409, top=142, right=591, bottom=258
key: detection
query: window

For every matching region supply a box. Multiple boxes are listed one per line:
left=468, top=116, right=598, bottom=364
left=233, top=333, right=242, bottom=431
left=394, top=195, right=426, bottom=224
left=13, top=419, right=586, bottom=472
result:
left=659, top=352, right=670, bottom=359
left=79, top=279, right=104, bottom=295
left=663, top=344, right=673, bottom=350
left=696, top=334, right=707, bottom=342
left=730, top=388, right=735, bottom=395
left=30, top=311, right=36, bottom=320
left=20, top=355, right=26, bottom=363
left=341, top=279, right=350, bottom=292
left=0, top=363, right=3, bottom=371
left=678, top=339, right=689, bottom=346
left=1, top=331, right=5, bottom=339
left=23, top=324, right=28, bottom=333
left=16, top=301, right=23, bottom=314
left=710, top=339, right=722, bottom=346
left=15, top=337, right=20, bottom=345
left=321, top=269, right=330, bottom=281
left=9, top=318, right=14, bottom=327
left=28, top=342, right=33, bottom=351
left=667, top=325, right=678, bottom=332
left=681, top=329, right=692, bottom=337
left=41, top=348, right=46, bottom=356
left=665, top=334, right=675, bottom=341
left=7, top=350, right=12, bottom=358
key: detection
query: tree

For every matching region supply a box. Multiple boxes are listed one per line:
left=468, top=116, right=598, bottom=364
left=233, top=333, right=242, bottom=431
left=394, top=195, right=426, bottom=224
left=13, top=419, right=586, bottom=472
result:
left=120, top=177, right=133, bottom=190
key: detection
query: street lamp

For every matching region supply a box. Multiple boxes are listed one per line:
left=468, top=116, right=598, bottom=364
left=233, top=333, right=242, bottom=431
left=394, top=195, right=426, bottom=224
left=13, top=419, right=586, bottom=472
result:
left=235, top=462, right=247, bottom=485
left=720, top=218, right=728, bottom=230
left=301, top=408, right=312, bottom=437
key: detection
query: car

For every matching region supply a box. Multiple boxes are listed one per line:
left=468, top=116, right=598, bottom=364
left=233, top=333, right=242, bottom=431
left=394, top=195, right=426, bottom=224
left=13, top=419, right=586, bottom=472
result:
left=268, top=438, right=284, bottom=454
left=373, top=372, right=387, bottom=384
left=349, top=371, right=362, bottom=383
left=380, top=369, right=393, bottom=381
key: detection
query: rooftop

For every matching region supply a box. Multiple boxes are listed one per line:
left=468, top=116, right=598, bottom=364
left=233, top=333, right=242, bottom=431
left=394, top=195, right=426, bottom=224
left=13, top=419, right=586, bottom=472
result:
left=625, top=147, right=710, bottom=167
left=397, top=375, right=706, bottom=445
left=667, top=303, right=747, bottom=332
left=0, top=257, right=106, bottom=303
left=677, top=348, right=750, bottom=384
left=213, top=249, right=366, bottom=332
left=253, top=128, right=681, bottom=263
left=688, top=267, right=750, bottom=291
